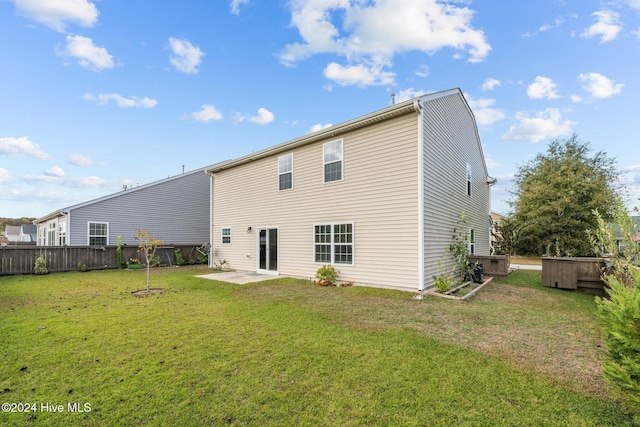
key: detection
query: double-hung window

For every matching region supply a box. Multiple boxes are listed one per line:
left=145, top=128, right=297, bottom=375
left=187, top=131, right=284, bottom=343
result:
left=278, top=153, right=293, bottom=191
left=314, top=222, right=353, bottom=265
left=323, top=139, right=343, bottom=183
left=469, top=229, right=475, bottom=255
left=88, top=222, right=108, bottom=245
left=221, top=227, right=231, bottom=244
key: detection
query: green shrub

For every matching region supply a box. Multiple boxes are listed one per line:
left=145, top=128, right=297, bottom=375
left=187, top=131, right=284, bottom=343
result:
left=34, top=256, right=48, bottom=275
left=174, top=248, right=185, bottom=265
left=77, top=262, right=87, bottom=272
left=595, top=269, right=640, bottom=420
left=433, top=274, right=453, bottom=293
left=315, top=265, right=339, bottom=286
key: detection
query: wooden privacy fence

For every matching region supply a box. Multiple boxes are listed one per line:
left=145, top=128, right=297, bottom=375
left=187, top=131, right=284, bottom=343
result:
left=542, top=257, right=606, bottom=296
left=0, top=244, right=208, bottom=276
left=468, top=255, right=511, bottom=279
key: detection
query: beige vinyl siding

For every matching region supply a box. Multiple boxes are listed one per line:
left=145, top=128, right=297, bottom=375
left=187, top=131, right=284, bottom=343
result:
left=212, top=112, right=421, bottom=290
left=421, top=92, right=492, bottom=288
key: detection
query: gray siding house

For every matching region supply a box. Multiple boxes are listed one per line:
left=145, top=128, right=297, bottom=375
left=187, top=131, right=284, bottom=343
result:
left=35, top=168, right=212, bottom=246
left=206, top=88, right=495, bottom=292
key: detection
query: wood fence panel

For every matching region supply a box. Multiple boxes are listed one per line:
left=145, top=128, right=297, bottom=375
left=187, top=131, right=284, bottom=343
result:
left=0, top=244, right=209, bottom=276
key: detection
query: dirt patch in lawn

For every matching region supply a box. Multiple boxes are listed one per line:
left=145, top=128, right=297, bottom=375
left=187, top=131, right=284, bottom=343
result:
left=132, top=288, right=165, bottom=296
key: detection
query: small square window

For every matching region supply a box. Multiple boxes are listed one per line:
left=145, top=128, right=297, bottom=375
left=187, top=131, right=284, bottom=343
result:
left=221, top=227, right=231, bottom=244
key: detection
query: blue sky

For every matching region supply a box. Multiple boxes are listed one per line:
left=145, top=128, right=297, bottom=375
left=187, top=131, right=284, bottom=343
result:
left=1, top=0, right=639, bottom=219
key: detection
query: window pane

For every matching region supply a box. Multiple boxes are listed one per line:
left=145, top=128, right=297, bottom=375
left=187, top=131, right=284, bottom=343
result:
left=334, top=245, right=352, bottom=264
left=323, top=140, right=342, bottom=163
left=314, top=244, right=331, bottom=262
left=278, top=154, right=292, bottom=174
left=279, top=172, right=292, bottom=190
left=324, top=161, right=342, bottom=182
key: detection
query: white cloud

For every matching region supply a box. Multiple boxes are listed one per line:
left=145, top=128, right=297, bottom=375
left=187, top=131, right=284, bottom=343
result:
left=527, top=76, right=560, bottom=100
left=0, top=168, right=13, bottom=184
left=13, top=0, right=99, bottom=32
left=570, top=94, right=583, bottom=103
left=44, top=166, right=65, bottom=177
left=68, top=153, right=97, bottom=166
left=230, top=0, right=249, bottom=15
left=0, top=136, right=49, bottom=160
left=581, top=10, right=621, bottom=43
left=394, top=88, right=427, bottom=103
left=625, top=1, right=640, bottom=10
left=414, top=65, right=429, bottom=78
left=191, top=105, right=223, bottom=122
left=57, top=35, right=114, bottom=71
left=280, top=0, right=490, bottom=86
left=465, top=95, right=506, bottom=126
left=168, top=37, right=204, bottom=74
left=310, top=123, right=332, bottom=133
left=484, top=154, right=500, bottom=169
left=578, top=72, right=624, bottom=99
left=235, top=108, right=275, bottom=125
left=481, top=78, right=501, bottom=92
left=502, top=108, right=575, bottom=143
left=324, top=62, right=395, bottom=86
left=83, top=93, right=158, bottom=108
left=248, top=108, right=275, bottom=125
left=539, top=17, right=564, bottom=33
left=22, top=173, right=110, bottom=188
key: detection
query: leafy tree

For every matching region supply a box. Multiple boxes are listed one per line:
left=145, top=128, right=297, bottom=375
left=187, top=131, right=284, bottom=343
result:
left=135, top=229, right=163, bottom=291
left=492, top=216, right=519, bottom=256
left=510, top=134, right=621, bottom=256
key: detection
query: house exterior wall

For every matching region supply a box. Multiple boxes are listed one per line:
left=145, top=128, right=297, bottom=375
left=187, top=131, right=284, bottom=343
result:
left=67, top=170, right=210, bottom=245
left=212, top=112, right=422, bottom=290
left=421, top=92, right=492, bottom=287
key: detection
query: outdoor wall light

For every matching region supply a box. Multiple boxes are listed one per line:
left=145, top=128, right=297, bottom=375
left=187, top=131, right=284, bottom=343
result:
left=247, top=226, right=252, bottom=232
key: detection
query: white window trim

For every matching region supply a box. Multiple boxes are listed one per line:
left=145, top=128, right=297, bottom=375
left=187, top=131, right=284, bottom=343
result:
left=278, top=153, right=294, bottom=191
left=323, top=139, right=344, bottom=184
left=87, top=222, right=109, bottom=246
left=221, top=227, right=232, bottom=244
left=313, top=221, right=354, bottom=265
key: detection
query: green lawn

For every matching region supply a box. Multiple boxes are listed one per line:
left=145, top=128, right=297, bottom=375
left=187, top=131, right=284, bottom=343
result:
left=0, top=267, right=635, bottom=426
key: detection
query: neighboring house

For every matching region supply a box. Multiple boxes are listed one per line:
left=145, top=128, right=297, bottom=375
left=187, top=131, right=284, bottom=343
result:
left=4, top=226, right=21, bottom=242
left=490, top=211, right=506, bottom=254
left=613, top=216, right=640, bottom=253
left=19, top=224, right=37, bottom=243
left=205, top=88, right=495, bottom=292
left=34, top=167, right=213, bottom=246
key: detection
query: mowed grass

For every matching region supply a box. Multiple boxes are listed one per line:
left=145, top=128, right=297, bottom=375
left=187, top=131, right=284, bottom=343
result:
left=0, top=266, right=634, bottom=426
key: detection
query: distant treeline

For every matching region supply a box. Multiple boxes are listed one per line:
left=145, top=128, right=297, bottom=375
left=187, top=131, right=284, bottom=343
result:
left=1, top=218, right=36, bottom=233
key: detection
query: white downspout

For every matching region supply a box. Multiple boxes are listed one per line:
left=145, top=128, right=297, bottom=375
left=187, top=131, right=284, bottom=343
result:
left=208, top=171, right=214, bottom=269
left=416, top=100, right=425, bottom=291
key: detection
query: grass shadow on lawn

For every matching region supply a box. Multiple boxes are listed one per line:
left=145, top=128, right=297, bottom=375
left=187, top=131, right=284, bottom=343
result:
left=0, top=267, right=634, bottom=426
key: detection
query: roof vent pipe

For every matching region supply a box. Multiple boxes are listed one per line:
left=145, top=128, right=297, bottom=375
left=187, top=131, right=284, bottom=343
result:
left=391, top=93, right=395, bottom=105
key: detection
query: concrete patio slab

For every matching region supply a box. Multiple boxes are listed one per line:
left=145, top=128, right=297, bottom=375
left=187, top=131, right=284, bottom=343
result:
left=197, top=270, right=278, bottom=284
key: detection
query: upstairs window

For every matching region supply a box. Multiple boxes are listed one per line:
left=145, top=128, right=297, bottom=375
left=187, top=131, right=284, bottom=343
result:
left=221, top=227, right=231, bottom=244
left=278, top=153, right=293, bottom=191
left=323, top=139, right=343, bottom=183
left=88, top=222, right=108, bottom=246
left=466, top=163, right=472, bottom=196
